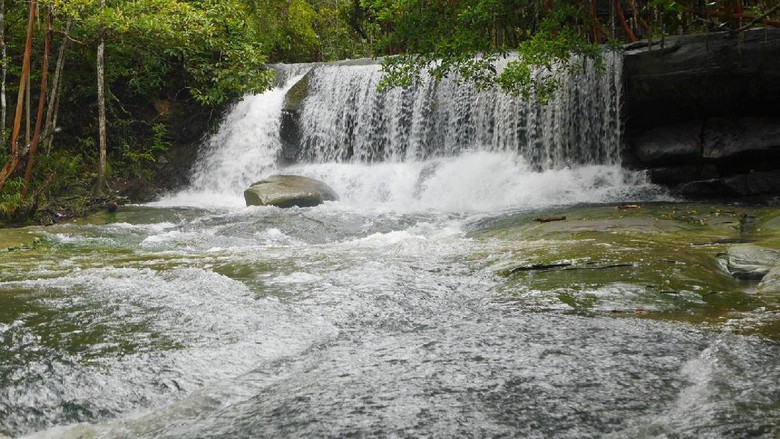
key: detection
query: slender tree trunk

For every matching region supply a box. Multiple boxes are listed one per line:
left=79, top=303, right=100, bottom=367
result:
left=0, top=0, right=36, bottom=191
left=0, top=0, right=7, bottom=149
left=610, top=0, right=616, bottom=39
left=25, top=66, right=30, bottom=148
left=627, top=0, right=650, bottom=39
left=43, top=19, right=70, bottom=155
left=613, top=0, right=638, bottom=42
left=22, top=8, right=51, bottom=197
left=94, top=0, right=107, bottom=197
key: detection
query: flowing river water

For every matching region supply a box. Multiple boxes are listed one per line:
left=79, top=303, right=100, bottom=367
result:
left=1, top=60, right=778, bottom=438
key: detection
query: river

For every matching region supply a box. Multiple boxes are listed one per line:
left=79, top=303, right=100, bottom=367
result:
left=1, top=60, right=778, bottom=438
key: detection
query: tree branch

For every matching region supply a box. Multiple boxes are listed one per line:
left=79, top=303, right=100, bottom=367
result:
left=729, top=3, right=780, bottom=35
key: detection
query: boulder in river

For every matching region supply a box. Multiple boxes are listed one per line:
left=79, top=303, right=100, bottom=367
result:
left=723, top=244, right=778, bottom=281
left=757, top=266, right=780, bottom=294
left=244, top=175, right=338, bottom=208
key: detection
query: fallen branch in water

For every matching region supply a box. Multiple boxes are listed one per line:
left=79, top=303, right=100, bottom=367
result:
left=534, top=216, right=566, bottom=223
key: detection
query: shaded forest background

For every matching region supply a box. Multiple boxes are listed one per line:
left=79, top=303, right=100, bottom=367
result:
left=0, top=0, right=777, bottom=225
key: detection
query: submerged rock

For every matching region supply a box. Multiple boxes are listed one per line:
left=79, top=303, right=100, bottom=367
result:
left=243, top=175, right=338, bottom=208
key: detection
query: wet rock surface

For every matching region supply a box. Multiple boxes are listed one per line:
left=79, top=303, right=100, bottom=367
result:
left=723, top=244, right=779, bottom=281
left=758, top=267, right=780, bottom=294
left=473, top=202, right=780, bottom=336
left=244, top=175, right=339, bottom=208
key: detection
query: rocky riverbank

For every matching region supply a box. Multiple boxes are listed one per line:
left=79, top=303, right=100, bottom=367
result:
left=472, top=202, right=780, bottom=338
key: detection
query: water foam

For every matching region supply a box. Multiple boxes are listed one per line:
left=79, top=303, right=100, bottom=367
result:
left=290, top=152, right=661, bottom=213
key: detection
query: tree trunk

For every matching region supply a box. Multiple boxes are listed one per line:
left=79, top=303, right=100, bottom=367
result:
left=613, top=0, right=638, bottom=42
left=22, top=8, right=51, bottom=197
left=0, top=0, right=36, bottom=191
left=0, top=0, right=7, bottom=149
left=25, top=64, right=30, bottom=148
left=94, top=0, right=107, bottom=197
left=43, top=19, right=70, bottom=155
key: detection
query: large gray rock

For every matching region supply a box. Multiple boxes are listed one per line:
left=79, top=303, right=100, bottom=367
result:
left=244, top=175, right=338, bottom=208
left=757, top=266, right=780, bottom=294
left=724, top=244, right=779, bottom=281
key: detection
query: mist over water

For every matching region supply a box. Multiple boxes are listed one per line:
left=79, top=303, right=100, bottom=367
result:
left=3, top=58, right=777, bottom=439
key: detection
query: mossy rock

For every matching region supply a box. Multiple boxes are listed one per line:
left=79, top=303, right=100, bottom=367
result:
left=468, top=203, right=780, bottom=336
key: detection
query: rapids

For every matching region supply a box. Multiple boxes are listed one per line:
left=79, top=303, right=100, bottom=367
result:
left=1, top=59, right=778, bottom=438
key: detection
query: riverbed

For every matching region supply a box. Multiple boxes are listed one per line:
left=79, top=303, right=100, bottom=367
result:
left=1, top=176, right=778, bottom=437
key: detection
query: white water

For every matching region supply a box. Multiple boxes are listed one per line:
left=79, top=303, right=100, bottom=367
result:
left=161, top=151, right=661, bottom=212
left=297, top=54, right=622, bottom=166
left=159, top=53, right=659, bottom=213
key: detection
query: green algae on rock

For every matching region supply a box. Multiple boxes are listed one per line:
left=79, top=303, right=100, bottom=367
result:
left=469, top=203, right=780, bottom=337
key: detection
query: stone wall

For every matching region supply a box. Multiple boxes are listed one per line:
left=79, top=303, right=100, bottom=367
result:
left=623, top=28, right=780, bottom=198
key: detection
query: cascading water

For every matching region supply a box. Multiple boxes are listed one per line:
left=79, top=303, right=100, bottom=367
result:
left=296, top=53, right=622, bottom=167
left=166, top=51, right=653, bottom=211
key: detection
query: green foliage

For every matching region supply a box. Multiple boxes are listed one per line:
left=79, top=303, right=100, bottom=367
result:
left=0, top=178, right=25, bottom=215
left=312, top=2, right=374, bottom=60
left=648, top=0, right=684, bottom=14
left=118, top=123, right=170, bottom=180
left=47, top=0, right=278, bottom=106
left=369, top=0, right=601, bottom=100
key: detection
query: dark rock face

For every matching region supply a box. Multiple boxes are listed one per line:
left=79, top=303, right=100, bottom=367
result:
left=625, top=29, right=780, bottom=130
left=624, top=29, right=780, bottom=198
left=649, top=165, right=718, bottom=186
left=244, top=175, right=339, bottom=208
left=280, top=70, right=313, bottom=164
left=702, top=117, right=780, bottom=159
left=724, top=170, right=780, bottom=197
left=634, top=122, right=702, bottom=164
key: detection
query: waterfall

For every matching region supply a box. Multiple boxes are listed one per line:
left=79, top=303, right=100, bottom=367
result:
left=295, top=52, right=623, bottom=169
left=164, top=51, right=649, bottom=210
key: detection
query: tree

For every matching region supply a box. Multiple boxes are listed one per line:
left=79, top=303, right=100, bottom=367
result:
left=0, top=0, right=36, bottom=191
left=0, top=0, right=6, bottom=150
left=358, top=0, right=601, bottom=99
left=22, top=7, right=52, bottom=197
left=354, top=0, right=780, bottom=98
left=94, top=0, right=106, bottom=196
left=45, top=0, right=281, bottom=194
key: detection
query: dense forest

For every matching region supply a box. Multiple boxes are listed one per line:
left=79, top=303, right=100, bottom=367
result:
left=0, top=0, right=777, bottom=225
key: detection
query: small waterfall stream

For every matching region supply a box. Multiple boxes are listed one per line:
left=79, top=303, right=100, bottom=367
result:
left=296, top=53, right=622, bottom=167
